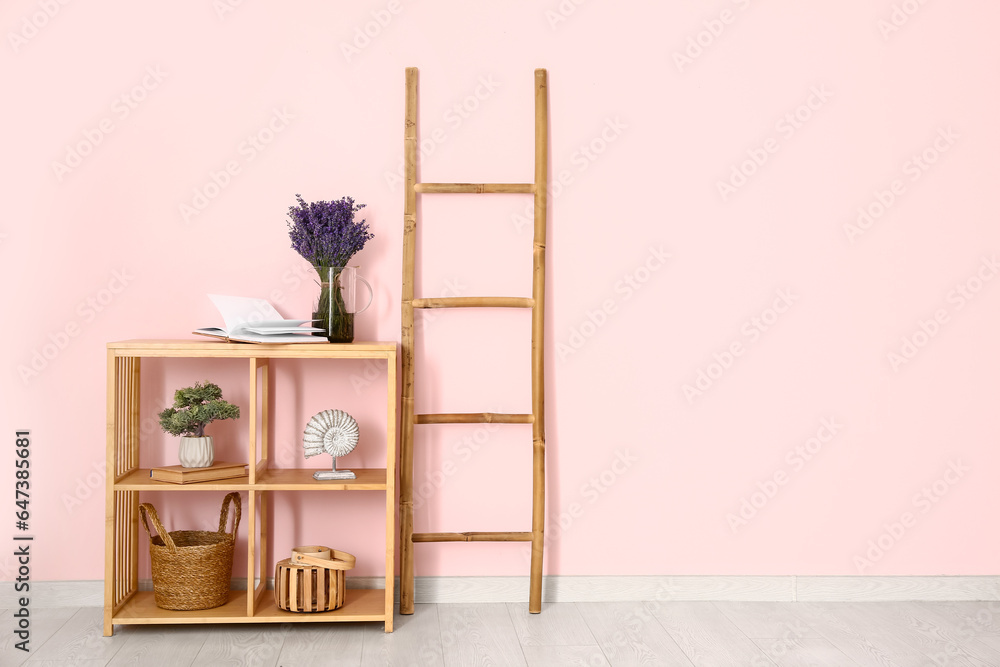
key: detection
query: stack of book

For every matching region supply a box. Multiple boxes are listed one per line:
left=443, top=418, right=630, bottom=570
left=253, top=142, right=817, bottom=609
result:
left=149, top=461, right=247, bottom=484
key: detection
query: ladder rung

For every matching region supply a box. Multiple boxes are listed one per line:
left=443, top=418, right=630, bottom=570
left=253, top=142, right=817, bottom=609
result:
left=415, top=413, right=534, bottom=424
left=412, top=532, right=534, bottom=543
left=412, top=297, right=534, bottom=309
left=414, top=183, right=534, bottom=194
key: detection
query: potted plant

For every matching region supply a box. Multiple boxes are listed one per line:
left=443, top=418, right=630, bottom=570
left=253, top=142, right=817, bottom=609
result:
left=158, top=381, right=241, bottom=468
left=287, top=194, right=374, bottom=343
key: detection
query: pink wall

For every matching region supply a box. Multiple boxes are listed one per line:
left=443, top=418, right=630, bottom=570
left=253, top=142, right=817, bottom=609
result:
left=4, top=1, right=1000, bottom=583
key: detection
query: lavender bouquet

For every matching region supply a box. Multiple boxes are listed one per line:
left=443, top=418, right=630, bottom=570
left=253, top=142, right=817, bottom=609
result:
left=287, top=194, right=373, bottom=342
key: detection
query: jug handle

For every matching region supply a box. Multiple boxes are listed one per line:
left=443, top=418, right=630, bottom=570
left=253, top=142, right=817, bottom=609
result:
left=357, top=275, right=374, bottom=314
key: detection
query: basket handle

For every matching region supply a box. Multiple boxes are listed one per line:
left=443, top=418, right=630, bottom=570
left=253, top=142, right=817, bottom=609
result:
left=138, top=503, right=176, bottom=552
left=217, top=492, right=241, bottom=537
left=292, top=550, right=356, bottom=571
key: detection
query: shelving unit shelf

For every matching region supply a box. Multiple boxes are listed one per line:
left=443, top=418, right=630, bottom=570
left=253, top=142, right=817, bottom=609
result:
left=104, top=339, right=397, bottom=636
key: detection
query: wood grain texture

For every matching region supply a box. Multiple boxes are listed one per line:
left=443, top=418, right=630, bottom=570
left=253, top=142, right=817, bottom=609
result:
left=713, top=601, right=821, bottom=639
left=644, top=600, right=780, bottom=665
left=362, top=603, right=443, bottom=667
left=413, top=532, right=532, bottom=543
left=797, top=576, right=1000, bottom=601
left=847, top=601, right=1000, bottom=666
left=23, top=601, right=1000, bottom=665
left=507, top=602, right=595, bottom=647
left=438, top=604, right=527, bottom=667
left=107, top=340, right=395, bottom=356
left=28, top=608, right=130, bottom=663
left=399, top=66, right=418, bottom=616
left=522, top=645, right=610, bottom=667
left=414, top=413, right=533, bottom=424
left=0, top=606, right=76, bottom=667
left=24, top=661, right=110, bottom=667
left=750, top=636, right=859, bottom=667
left=105, top=626, right=207, bottom=666
left=577, top=601, right=694, bottom=666
left=528, top=66, right=548, bottom=615
left=192, top=626, right=283, bottom=666
left=917, top=601, right=1000, bottom=635
left=413, top=182, right=534, bottom=193
left=795, top=602, right=940, bottom=666
left=276, top=623, right=365, bottom=666
left=412, top=297, right=533, bottom=309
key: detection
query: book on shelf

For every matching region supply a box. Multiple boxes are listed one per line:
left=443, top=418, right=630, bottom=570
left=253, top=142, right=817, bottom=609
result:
left=193, top=294, right=326, bottom=344
left=149, top=461, right=248, bottom=484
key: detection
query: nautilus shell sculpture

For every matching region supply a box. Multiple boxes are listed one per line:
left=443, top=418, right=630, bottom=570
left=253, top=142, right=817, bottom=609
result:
left=303, top=409, right=359, bottom=480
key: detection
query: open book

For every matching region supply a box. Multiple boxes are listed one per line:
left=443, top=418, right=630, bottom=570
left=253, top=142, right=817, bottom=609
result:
left=194, top=295, right=326, bottom=344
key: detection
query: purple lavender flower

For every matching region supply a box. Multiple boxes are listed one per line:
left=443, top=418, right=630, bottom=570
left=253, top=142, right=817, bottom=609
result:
left=287, top=194, right=373, bottom=267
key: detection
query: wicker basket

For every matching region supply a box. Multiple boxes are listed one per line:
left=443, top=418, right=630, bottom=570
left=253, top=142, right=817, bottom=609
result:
left=275, top=546, right=355, bottom=612
left=139, top=492, right=241, bottom=611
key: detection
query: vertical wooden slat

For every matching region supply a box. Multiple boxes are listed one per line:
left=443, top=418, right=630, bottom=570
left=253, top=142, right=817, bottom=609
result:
left=384, top=349, right=397, bottom=631
left=247, top=490, right=255, bottom=617
left=248, top=359, right=258, bottom=484
left=279, top=565, right=287, bottom=610
left=128, top=359, right=140, bottom=598
left=303, top=563, right=313, bottom=611
left=316, top=569, right=326, bottom=611
left=289, top=567, right=299, bottom=612
left=114, top=492, right=121, bottom=602
left=104, top=350, right=117, bottom=636
left=529, top=68, right=549, bottom=614
left=260, top=360, right=269, bottom=463
left=399, top=66, right=418, bottom=616
left=259, top=489, right=268, bottom=605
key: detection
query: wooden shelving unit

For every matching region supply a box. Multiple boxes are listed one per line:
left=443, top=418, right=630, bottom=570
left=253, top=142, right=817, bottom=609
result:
left=103, top=339, right=397, bottom=636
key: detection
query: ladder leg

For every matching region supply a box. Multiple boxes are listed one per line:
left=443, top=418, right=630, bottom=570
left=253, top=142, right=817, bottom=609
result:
left=400, top=66, right=419, bottom=615
left=529, top=68, right=549, bottom=614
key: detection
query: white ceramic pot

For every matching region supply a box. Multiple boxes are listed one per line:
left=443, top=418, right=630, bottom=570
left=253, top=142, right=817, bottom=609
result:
left=178, top=436, right=214, bottom=468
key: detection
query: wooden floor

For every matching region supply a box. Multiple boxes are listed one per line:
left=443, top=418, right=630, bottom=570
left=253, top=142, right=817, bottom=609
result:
left=5, top=601, right=1000, bottom=665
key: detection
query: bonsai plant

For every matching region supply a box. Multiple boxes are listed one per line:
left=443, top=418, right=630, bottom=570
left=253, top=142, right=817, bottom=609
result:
left=158, top=381, right=240, bottom=468
left=287, top=194, right=374, bottom=343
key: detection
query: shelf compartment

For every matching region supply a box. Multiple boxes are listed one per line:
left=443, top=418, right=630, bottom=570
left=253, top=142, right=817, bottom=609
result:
left=254, top=587, right=387, bottom=622
left=255, top=468, right=386, bottom=490
left=112, top=588, right=387, bottom=624
left=114, top=468, right=386, bottom=490
left=115, top=469, right=251, bottom=490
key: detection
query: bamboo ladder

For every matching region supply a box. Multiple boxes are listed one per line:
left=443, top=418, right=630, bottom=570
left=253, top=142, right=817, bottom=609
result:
left=400, top=67, right=548, bottom=614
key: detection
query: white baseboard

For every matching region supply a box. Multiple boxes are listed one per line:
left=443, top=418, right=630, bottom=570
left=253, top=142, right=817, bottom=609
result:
left=14, top=575, right=1000, bottom=609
